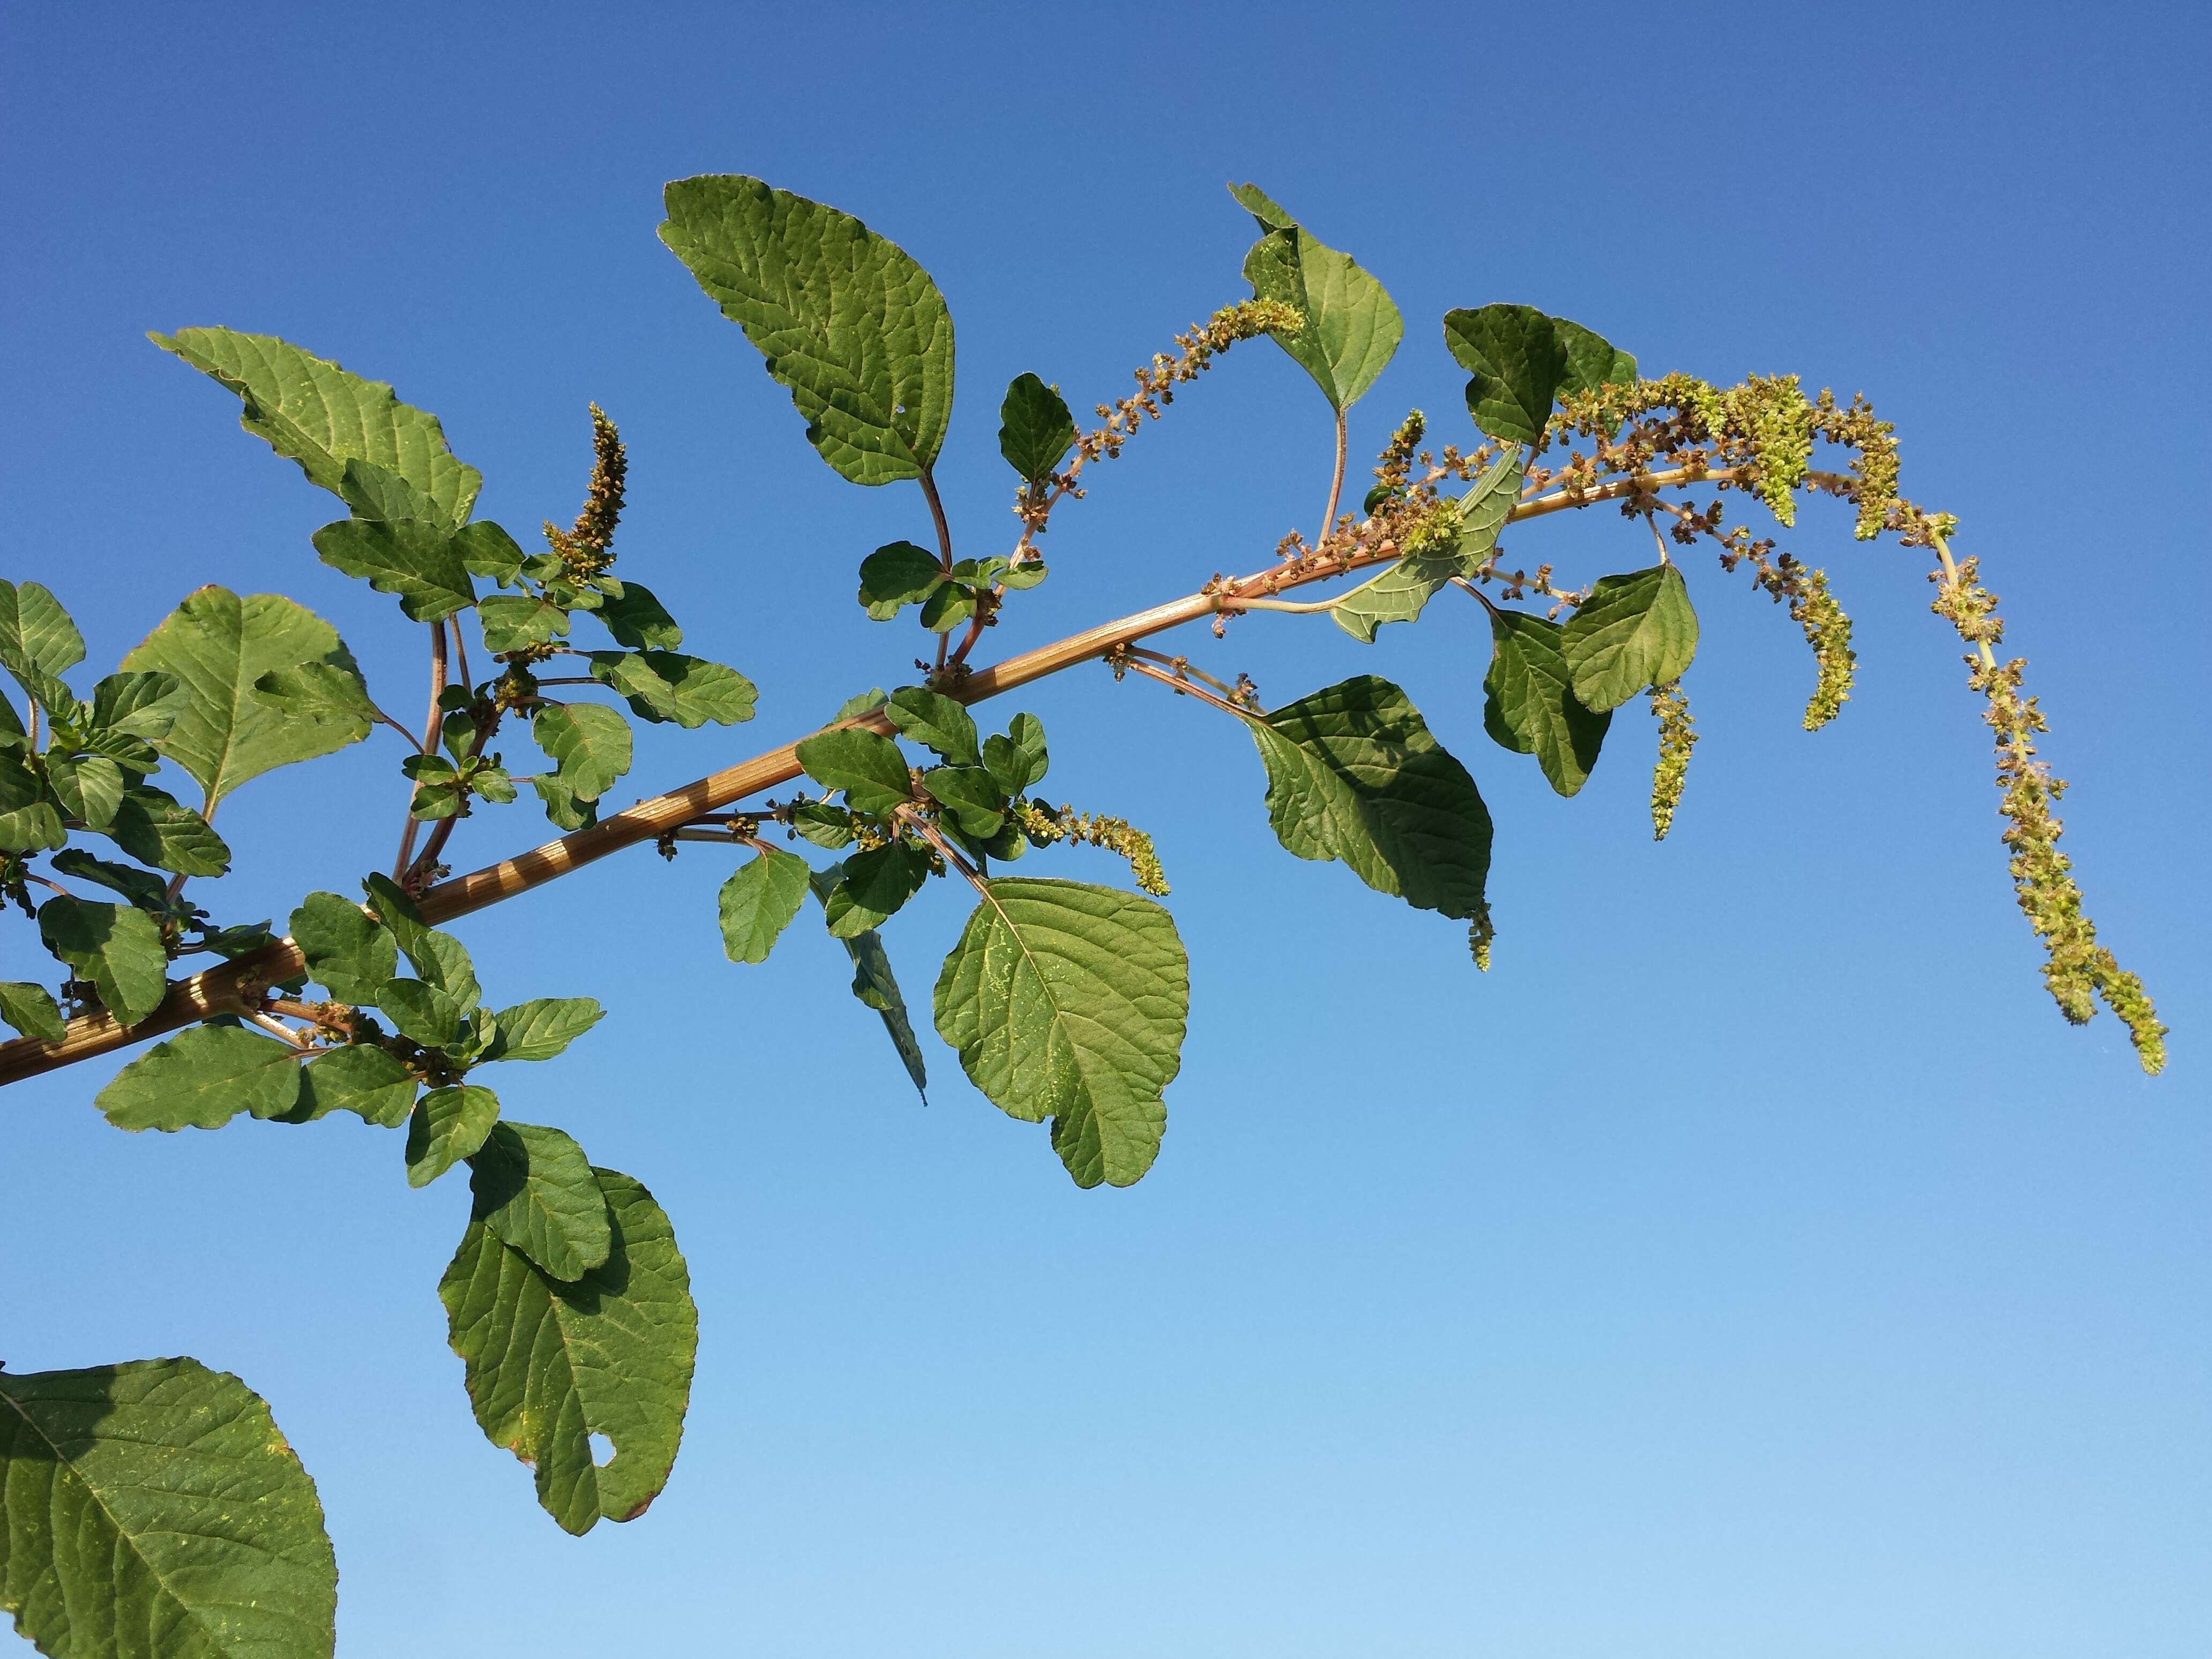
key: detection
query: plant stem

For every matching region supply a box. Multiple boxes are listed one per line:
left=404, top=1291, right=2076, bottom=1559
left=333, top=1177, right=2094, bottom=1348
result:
left=1116, top=656, right=1260, bottom=722
left=392, top=622, right=449, bottom=881
left=0, top=462, right=1783, bottom=1086
left=1319, top=407, right=1347, bottom=547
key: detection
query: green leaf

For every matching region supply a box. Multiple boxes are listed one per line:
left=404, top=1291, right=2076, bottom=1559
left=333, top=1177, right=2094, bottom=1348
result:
left=481, top=997, right=603, bottom=1064
left=932, top=878, right=1189, bottom=1189
left=87, top=670, right=187, bottom=742
left=0, top=981, right=65, bottom=1042
left=96, top=1023, right=304, bottom=1131
left=916, top=581, right=974, bottom=634
left=587, top=651, right=757, bottom=729
left=1553, top=318, right=1638, bottom=396
left=379, top=979, right=465, bottom=1049
left=533, top=703, right=632, bottom=802
left=0, top=580, right=85, bottom=687
left=0, top=1356, right=337, bottom=1659
left=0, top=751, right=64, bottom=853
left=439, top=1166, right=697, bottom=1534
left=832, top=687, right=887, bottom=722
left=1329, top=434, right=1531, bottom=640
left=660, top=175, right=955, bottom=487
left=1227, top=181, right=1297, bottom=231
left=475, top=593, right=570, bottom=654
left=823, top=841, right=930, bottom=938
left=398, top=927, right=480, bottom=1011
left=1251, top=675, right=1492, bottom=924
left=885, top=686, right=980, bottom=766
left=247, top=662, right=375, bottom=750
left=718, top=846, right=811, bottom=965
left=1483, top=610, right=1613, bottom=797
left=1007, top=713, right=1048, bottom=787
left=361, top=872, right=429, bottom=954
left=38, top=896, right=167, bottom=1025
left=1328, top=552, right=1463, bottom=645
left=998, top=373, right=1077, bottom=480
left=595, top=582, right=682, bottom=649
left=152, top=326, right=480, bottom=527
left=795, top=725, right=912, bottom=816
left=467, top=1122, right=612, bottom=1282
left=1559, top=564, right=1699, bottom=713
left=310, top=515, right=476, bottom=623
left=405, top=1083, right=500, bottom=1187
left=808, top=865, right=928, bottom=1100
left=1232, top=184, right=1403, bottom=411
left=789, top=801, right=855, bottom=848
left=102, top=784, right=231, bottom=877
left=1443, top=303, right=1570, bottom=445
left=454, top=519, right=527, bottom=582
left=46, top=754, right=124, bottom=831
left=121, top=587, right=372, bottom=811
left=918, top=766, right=1005, bottom=838
left=290, top=891, right=397, bottom=1004
left=292, top=1043, right=417, bottom=1126
left=49, top=849, right=167, bottom=910
left=856, top=542, right=943, bottom=621
left=530, top=775, right=598, bottom=832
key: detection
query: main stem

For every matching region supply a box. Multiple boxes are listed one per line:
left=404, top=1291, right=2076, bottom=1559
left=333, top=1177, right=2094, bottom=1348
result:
left=0, top=464, right=1743, bottom=1086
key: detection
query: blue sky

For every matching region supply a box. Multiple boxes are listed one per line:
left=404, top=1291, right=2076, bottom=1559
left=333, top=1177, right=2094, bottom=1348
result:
left=3, top=4, right=2207, bottom=1655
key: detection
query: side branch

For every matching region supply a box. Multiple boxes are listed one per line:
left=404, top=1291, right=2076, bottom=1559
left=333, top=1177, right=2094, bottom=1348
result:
left=0, top=465, right=1773, bottom=1087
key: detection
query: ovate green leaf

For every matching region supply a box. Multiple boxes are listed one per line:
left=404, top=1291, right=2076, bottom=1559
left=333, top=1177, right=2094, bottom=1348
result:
left=795, top=725, right=912, bottom=816
left=533, top=703, right=631, bottom=802
left=88, top=671, right=187, bottom=742
left=45, top=754, right=124, bottom=832
left=0, top=751, right=63, bottom=853
left=475, top=594, right=570, bottom=654
left=468, top=1122, right=612, bottom=1282
left=49, top=849, right=166, bottom=909
left=856, top=542, right=943, bottom=621
left=998, top=373, right=1077, bottom=480
left=121, top=587, right=372, bottom=810
left=96, top=1023, right=303, bottom=1131
left=1443, top=303, right=1570, bottom=445
left=885, top=686, right=980, bottom=766
left=1559, top=564, right=1699, bottom=712
left=379, top=980, right=465, bottom=1049
left=587, top=651, right=756, bottom=729
left=481, top=998, right=603, bottom=1064
left=932, top=878, right=1189, bottom=1189
left=660, top=175, right=955, bottom=486
left=293, top=1043, right=417, bottom=1127
left=152, top=326, right=480, bottom=526
left=405, top=1083, right=500, bottom=1187
left=1484, top=610, right=1613, bottom=796
left=823, top=841, right=930, bottom=938
left=439, top=1167, right=697, bottom=1534
left=310, top=516, right=476, bottom=623
left=38, top=896, right=167, bottom=1025
left=290, top=892, right=397, bottom=1004
left=0, top=1356, right=337, bottom=1659
left=1251, top=675, right=1492, bottom=924
left=595, top=582, right=683, bottom=649
left=0, top=981, right=65, bottom=1043
left=1553, top=318, right=1638, bottom=396
left=0, top=580, right=85, bottom=685
left=1234, top=185, right=1403, bottom=411
left=718, top=846, right=811, bottom=965
left=102, top=784, right=230, bottom=877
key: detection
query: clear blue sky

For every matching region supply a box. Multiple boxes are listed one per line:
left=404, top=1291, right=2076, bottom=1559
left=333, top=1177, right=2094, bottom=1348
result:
left=4, top=4, right=2207, bottom=1655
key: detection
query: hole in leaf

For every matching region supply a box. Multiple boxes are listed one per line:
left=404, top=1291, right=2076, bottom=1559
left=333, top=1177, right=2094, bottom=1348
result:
left=589, top=1432, right=615, bottom=1466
